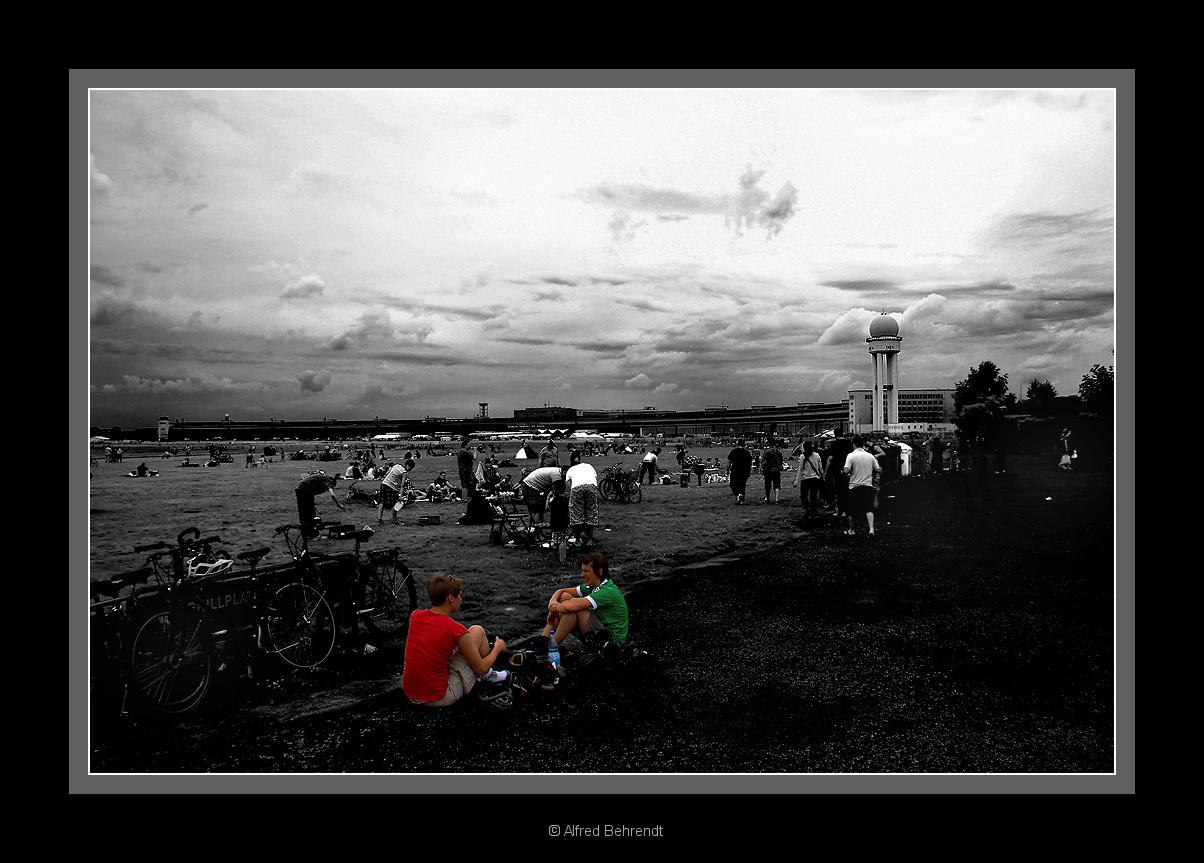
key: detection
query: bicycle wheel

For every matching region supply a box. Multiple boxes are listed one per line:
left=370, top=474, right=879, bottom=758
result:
left=127, top=606, right=214, bottom=719
left=624, top=479, right=642, bottom=504
left=266, top=581, right=337, bottom=669
left=358, top=559, right=418, bottom=639
left=599, top=477, right=620, bottom=501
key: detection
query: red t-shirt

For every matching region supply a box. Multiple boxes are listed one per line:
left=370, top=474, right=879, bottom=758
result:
left=402, top=609, right=469, bottom=702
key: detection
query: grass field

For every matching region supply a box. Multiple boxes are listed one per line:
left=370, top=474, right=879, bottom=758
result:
left=90, top=442, right=826, bottom=636
left=85, top=439, right=1119, bottom=776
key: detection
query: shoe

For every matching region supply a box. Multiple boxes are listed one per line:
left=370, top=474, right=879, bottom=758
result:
left=363, top=643, right=378, bottom=655
left=479, top=668, right=509, bottom=684
left=867, top=532, right=876, bottom=539
left=844, top=529, right=856, bottom=536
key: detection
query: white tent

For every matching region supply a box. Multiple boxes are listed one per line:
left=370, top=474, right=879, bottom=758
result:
left=514, top=445, right=538, bottom=460
left=570, top=432, right=604, bottom=441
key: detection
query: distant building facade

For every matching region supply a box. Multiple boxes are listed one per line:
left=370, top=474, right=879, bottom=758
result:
left=847, top=388, right=956, bottom=437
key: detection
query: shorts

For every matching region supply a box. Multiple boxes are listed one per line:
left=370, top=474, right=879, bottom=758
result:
left=380, top=483, right=401, bottom=508
left=847, top=485, right=876, bottom=517
left=524, top=485, right=547, bottom=515
left=763, top=470, right=781, bottom=490
left=412, top=651, right=476, bottom=707
left=569, top=484, right=600, bottom=527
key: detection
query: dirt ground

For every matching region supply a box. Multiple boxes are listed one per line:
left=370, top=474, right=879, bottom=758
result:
left=81, top=443, right=1123, bottom=787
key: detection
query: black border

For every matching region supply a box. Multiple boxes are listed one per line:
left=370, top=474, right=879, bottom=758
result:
left=71, top=69, right=1134, bottom=795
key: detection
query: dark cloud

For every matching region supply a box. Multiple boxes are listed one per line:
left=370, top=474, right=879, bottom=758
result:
left=822, top=279, right=902, bottom=293
left=90, top=294, right=142, bottom=327
left=574, top=182, right=725, bottom=214
left=986, top=207, right=1112, bottom=247
left=91, top=265, right=126, bottom=288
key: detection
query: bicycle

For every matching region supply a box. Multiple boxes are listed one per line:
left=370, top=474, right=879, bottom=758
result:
left=124, top=529, right=347, bottom=721
left=110, top=529, right=226, bottom=720
left=276, top=520, right=418, bottom=646
left=599, top=462, right=642, bottom=504
left=90, top=558, right=167, bottom=724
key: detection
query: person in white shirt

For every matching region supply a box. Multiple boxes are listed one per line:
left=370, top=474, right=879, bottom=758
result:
left=377, top=461, right=408, bottom=525
left=637, top=447, right=661, bottom=486
left=841, top=436, right=882, bottom=538
left=564, top=453, right=600, bottom=547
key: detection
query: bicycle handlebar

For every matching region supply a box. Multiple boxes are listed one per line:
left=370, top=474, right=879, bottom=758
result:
left=177, top=526, right=201, bottom=547
left=133, top=540, right=172, bottom=553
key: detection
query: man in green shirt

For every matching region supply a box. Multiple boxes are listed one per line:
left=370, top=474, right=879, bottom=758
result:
left=540, top=552, right=629, bottom=667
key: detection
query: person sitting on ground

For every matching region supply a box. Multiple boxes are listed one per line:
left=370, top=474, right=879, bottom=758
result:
left=426, top=471, right=454, bottom=502
left=539, top=552, right=629, bottom=668
left=343, top=461, right=364, bottom=480
left=402, top=575, right=508, bottom=707
left=295, top=471, right=344, bottom=537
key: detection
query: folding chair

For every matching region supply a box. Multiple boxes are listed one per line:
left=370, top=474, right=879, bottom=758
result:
left=488, top=496, right=543, bottom=548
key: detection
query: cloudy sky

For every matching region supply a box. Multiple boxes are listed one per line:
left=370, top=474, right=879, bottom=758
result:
left=86, top=80, right=1117, bottom=430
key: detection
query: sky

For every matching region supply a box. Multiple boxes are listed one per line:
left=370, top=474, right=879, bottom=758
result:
left=86, top=80, right=1118, bottom=431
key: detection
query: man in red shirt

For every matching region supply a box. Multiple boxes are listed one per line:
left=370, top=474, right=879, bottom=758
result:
left=402, top=575, right=508, bottom=706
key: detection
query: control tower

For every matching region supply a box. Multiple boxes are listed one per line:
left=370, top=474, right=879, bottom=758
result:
left=866, top=313, right=901, bottom=434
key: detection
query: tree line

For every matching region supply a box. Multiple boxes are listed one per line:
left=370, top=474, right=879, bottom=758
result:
left=951, top=359, right=1114, bottom=464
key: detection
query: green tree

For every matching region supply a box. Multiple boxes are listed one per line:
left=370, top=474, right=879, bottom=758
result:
left=954, top=361, right=1015, bottom=410
left=1025, top=379, right=1057, bottom=400
left=1078, top=364, right=1114, bottom=415
left=953, top=361, right=1016, bottom=451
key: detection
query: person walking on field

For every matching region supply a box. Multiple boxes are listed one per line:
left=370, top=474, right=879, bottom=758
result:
left=1058, top=429, right=1074, bottom=470
left=727, top=439, right=753, bottom=505
left=825, top=431, right=855, bottom=517
left=928, top=434, right=946, bottom=475
left=760, top=438, right=784, bottom=503
left=842, top=435, right=881, bottom=538
left=456, top=437, right=477, bottom=496
left=793, top=440, right=825, bottom=520
left=377, top=460, right=407, bottom=526
left=539, top=439, right=561, bottom=468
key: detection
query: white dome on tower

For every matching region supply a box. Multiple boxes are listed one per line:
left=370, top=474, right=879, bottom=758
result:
left=869, top=314, right=900, bottom=338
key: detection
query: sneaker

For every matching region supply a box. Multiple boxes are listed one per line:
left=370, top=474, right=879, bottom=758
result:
left=479, top=668, right=509, bottom=684
left=363, top=643, right=378, bottom=655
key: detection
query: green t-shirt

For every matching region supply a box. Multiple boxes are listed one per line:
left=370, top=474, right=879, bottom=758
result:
left=578, top=579, right=629, bottom=646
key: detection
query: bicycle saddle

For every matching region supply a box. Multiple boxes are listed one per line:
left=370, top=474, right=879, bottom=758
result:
left=236, top=547, right=272, bottom=565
